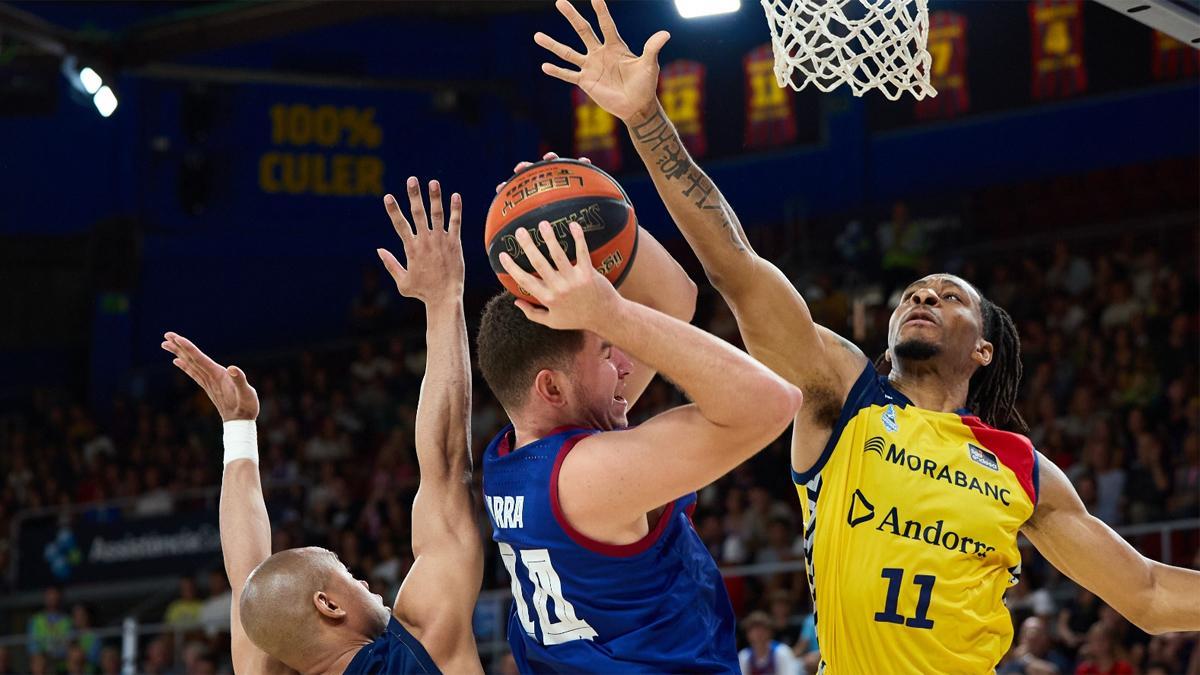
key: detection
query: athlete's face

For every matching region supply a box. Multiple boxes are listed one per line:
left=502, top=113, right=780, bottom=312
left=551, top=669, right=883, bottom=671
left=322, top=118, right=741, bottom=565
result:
left=568, top=332, right=634, bottom=431
left=886, top=274, right=992, bottom=372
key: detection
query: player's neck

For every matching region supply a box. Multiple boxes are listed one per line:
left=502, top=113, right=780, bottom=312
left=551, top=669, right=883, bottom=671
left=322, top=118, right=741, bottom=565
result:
left=298, top=632, right=372, bottom=675
left=510, top=406, right=588, bottom=450
left=888, top=366, right=969, bottom=414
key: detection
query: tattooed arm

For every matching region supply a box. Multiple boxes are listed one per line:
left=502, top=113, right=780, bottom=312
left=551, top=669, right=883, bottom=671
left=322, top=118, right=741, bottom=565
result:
left=534, top=0, right=867, bottom=413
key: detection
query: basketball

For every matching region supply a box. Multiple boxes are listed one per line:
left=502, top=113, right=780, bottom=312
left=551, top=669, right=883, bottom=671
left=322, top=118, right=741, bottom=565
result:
left=485, top=158, right=638, bottom=303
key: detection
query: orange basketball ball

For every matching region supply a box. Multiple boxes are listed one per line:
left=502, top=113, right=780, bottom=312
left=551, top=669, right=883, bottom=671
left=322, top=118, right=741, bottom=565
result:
left=485, top=159, right=638, bottom=304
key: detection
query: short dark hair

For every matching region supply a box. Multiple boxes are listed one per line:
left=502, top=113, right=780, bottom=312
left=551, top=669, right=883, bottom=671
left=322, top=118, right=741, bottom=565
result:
left=477, top=292, right=585, bottom=411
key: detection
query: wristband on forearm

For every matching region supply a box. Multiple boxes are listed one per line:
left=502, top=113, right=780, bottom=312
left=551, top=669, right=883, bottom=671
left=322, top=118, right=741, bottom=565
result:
left=222, top=419, right=259, bottom=466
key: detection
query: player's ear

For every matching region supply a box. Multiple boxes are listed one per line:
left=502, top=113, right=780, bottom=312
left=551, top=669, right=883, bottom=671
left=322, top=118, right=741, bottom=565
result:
left=973, top=338, right=993, bottom=368
left=313, top=591, right=346, bottom=620
left=532, top=369, right=568, bottom=408
left=883, top=349, right=893, bottom=364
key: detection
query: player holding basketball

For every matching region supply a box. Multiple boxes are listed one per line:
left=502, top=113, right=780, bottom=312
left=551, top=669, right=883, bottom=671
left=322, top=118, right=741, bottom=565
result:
left=479, top=217, right=802, bottom=671
left=534, top=1, right=1200, bottom=673
left=162, top=179, right=482, bottom=674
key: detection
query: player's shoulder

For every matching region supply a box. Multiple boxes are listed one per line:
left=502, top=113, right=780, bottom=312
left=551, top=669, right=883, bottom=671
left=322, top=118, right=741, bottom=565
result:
left=343, top=617, right=440, bottom=675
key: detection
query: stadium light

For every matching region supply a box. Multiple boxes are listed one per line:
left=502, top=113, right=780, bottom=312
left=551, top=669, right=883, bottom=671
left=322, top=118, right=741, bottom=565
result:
left=79, top=67, right=103, bottom=95
left=93, top=86, right=118, bottom=117
left=674, top=0, right=741, bottom=18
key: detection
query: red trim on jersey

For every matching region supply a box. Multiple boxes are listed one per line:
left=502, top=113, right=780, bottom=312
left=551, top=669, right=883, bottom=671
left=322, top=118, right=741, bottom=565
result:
left=496, top=425, right=585, bottom=457
left=549, top=433, right=677, bottom=557
left=960, top=415, right=1039, bottom=505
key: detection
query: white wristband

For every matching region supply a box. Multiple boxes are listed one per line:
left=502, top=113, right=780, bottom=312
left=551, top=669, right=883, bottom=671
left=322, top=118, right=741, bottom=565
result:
left=223, top=420, right=259, bottom=466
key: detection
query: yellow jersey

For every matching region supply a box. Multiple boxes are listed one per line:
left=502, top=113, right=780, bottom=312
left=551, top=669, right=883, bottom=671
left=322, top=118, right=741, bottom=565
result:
left=795, top=364, right=1039, bottom=674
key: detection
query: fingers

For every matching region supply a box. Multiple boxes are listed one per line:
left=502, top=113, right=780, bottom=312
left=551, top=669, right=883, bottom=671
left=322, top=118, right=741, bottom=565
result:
left=171, top=357, right=203, bottom=383
left=167, top=333, right=221, bottom=372
left=541, top=221, right=574, bottom=271
left=534, top=32, right=586, bottom=67
left=383, top=194, right=414, bottom=241
left=568, top=221, right=591, bottom=268
left=543, top=152, right=560, bottom=161
left=514, top=227, right=558, bottom=281
left=513, top=298, right=551, bottom=323
left=377, top=248, right=408, bottom=286
left=542, top=63, right=582, bottom=85
left=428, top=180, right=444, bottom=231
left=555, top=0, right=600, bottom=49
left=498, top=252, right=548, bottom=301
left=579, top=156, right=591, bottom=164
left=406, top=176, right=430, bottom=231
left=513, top=160, right=534, bottom=174
left=642, top=30, right=671, bottom=60
left=228, top=365, right=255, bottom=395
left=591, top=0, right=624, bottom=45
left=495, top=181, right=507, bottom=195
left=447, top=192, right=462, bottom=238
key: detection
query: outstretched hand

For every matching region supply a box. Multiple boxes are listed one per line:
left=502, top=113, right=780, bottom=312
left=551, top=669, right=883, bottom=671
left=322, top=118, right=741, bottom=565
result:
left=378, top=177, right=465, bottom=306
left=497, top=220, right=622, bottom=331
left=535, top=0, right=669, bottom=122
left=162, top=332, right=259, bottom=422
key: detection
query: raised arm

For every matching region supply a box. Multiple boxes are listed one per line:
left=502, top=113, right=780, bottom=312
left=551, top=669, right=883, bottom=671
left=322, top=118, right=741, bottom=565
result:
left=534, top=0, right=865, bottom=402
left=499, top=221, right=803, bottom=532
left=375, top=179, right=482, bottom=673
left=161, top=334, right=291, bottom=675
left=498, top=152, right=698, bottom=409
left=1022, top=453, right=1200, bottom=635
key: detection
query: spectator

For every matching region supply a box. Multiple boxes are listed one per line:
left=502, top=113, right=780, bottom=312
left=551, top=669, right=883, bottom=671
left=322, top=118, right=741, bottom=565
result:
left=98, top=646, right=121, bottom=675
left=27, top=585, right=72, bottom=661
left=766, top=591, right=805, bottom=647
left=303, top=416, right=351, bottom=462
left=65, top=641, right=91, bottom=675
left=1125, top=432, right=1169, bottom=523
left=1045, top=242, right=1093, bottom=297
left=70, top=604, right=101, bottom=667
left=28, top=653, right=50, bottom=675
left=140, top=637, right=171, bottom=675
left=1074, top=623, right=1134, bottom=675
left=350, top=266, right=392, bottom=334
left=739, top=611, right=802, bottom=675
left=1000, top=616, right=1070, bottom=674
left=197, top=570, right=231, bottom=636
left=164, top=577, right=204, bottom=628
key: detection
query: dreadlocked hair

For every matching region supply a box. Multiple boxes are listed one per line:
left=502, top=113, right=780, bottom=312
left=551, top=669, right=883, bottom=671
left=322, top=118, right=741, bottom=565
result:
left=875, top=294, right=1028, bottom=433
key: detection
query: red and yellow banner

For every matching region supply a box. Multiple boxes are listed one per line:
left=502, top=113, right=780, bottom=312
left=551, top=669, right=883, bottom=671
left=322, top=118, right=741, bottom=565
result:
left=1029, top=0, right=1087, bottom=100
left=916, top=12, right=970, bottom=120
left=659, top=59, right=707, bottom=158
left=572, top=87, right=621, bottom=172
left=1152, top=31, right=1199, bottom=81
left=744, top=44, right=796, bottom=149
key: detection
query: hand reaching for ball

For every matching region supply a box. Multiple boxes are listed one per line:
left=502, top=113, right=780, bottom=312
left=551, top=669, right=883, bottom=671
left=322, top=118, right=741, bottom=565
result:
left=497, top=220, right=623, bottom=332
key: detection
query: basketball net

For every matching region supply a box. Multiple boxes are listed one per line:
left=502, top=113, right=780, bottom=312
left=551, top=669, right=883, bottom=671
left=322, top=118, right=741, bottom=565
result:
left=760, top=0, right=937, bottom=101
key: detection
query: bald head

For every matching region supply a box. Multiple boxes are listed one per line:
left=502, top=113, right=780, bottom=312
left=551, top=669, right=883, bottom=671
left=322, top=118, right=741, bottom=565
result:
left=240, top=547, right=341, bottom=661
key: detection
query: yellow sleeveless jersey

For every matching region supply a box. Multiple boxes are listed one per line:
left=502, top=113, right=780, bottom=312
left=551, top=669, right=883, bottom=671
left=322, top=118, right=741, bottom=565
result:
left=795, top=364, right=1039, bottom=674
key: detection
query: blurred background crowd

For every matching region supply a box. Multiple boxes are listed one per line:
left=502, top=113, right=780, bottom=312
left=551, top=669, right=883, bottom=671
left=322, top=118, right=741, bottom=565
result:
left=1, top=189, right=1196, bottom=673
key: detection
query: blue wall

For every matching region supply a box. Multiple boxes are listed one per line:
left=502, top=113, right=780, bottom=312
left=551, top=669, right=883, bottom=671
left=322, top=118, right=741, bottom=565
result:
left=1, top=3, right=1196, bottom=399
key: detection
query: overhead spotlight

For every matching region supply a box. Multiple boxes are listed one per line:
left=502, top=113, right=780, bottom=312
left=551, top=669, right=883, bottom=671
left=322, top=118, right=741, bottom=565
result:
left=79, top=67, right=103, bottom=95
left=93, top=86, right=118, bottom=117
left=674, top=0, right=740, bottom=18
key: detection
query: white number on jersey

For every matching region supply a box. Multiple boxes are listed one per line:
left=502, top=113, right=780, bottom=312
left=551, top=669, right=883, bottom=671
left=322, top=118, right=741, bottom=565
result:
left=497, top=543, right=599, bottom=645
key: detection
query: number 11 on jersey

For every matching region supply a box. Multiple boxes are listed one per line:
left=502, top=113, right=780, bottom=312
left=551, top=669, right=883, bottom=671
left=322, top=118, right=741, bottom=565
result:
left=874, top=568, right=936, bottom=629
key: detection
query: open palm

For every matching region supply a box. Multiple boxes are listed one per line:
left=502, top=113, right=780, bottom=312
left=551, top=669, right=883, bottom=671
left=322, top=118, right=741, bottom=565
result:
left=535, top=0, right=670, bottom=122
